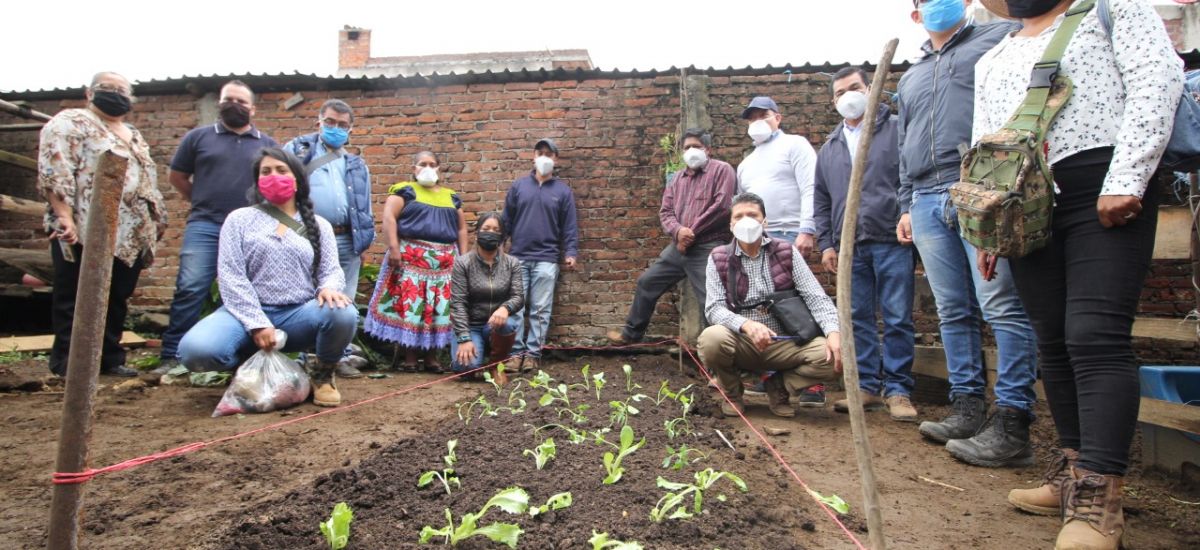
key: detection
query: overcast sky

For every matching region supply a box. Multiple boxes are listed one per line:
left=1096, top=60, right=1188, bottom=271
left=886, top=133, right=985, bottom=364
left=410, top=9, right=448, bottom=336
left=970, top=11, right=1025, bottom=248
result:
left=0, top=0, right=1181, bottom=93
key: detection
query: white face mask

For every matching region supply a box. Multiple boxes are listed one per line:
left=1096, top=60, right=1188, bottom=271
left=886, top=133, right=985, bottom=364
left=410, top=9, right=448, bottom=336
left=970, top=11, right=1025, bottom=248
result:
left=416, top=166, right=438, bottom=186
left=682, top=148, right=708, bottom=170
left=836, top=90, right=868, bottom=121
left=534, top=155, right=555, bottom=177
left=748, top=119, right=774, bottom=144
left=732, top=216, right=764, bottom=244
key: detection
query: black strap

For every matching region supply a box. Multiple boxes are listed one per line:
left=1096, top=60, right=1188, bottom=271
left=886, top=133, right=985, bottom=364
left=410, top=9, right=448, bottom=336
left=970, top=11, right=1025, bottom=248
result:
left=254, top=204, right=306, bottom=237
left=304, top=150, right=343, bottom=176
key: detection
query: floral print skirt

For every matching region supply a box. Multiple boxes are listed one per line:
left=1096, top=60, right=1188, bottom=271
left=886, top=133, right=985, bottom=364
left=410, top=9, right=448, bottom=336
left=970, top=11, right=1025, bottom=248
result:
left=364, top=238, right=456, bottom=349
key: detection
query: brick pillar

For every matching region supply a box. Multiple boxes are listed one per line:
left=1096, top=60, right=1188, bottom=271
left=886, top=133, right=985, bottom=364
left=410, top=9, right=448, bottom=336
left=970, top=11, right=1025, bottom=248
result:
left=338, top=27, right=371, bottom=71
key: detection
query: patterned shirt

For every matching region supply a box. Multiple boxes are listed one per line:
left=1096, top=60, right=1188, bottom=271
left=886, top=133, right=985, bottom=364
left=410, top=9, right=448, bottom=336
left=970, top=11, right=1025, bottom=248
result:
left=973, top=0, right=1183, bottom=198
left=217, top=206, right=344, bottom=331
left=660, top=158, right=736, bottom=244
left=37, top=108, right=166, bottom=267
left=704, top=237, right=840, bottom=336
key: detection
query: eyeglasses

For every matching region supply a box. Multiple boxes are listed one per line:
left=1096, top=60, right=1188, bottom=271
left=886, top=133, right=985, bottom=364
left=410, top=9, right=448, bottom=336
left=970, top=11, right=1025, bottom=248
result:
left=92, top=84, right=133, bottom=98
left=321, top=117, right=352, bottom=130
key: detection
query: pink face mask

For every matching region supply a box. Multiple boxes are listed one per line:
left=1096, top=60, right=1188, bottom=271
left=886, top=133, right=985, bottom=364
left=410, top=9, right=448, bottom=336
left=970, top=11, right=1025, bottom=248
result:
left=258, top=174, right=297, bottom=205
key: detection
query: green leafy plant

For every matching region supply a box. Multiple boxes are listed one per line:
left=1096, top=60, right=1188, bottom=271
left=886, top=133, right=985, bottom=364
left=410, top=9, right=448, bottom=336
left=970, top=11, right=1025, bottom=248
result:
left=528, top=370, right=554, bottom=390
left=538, top=382, right=572, bottom=408
left=579, top=364, right=592, bottom=390
left=456, top=395, right=497, bottom=425
left=807, top=489, right=850, bottom=514
left=654, top=381, right=694, bottom=406
left=608, top=398, right=640, bottom=428
left=589, top=530, right=645, bottom=550
left=556, top=404, right=591, bottom=425
left=417, top=440, right=461, bottom=495
left=663, top=416, right=693, bottom=441
left=602, top=424, right=645, bottom=484
left=650, top=468, right=748, bottom=522
left=592, top=371, right=607, bottom=401
left=528, top=491, right=573, bottom=517
left=319, top=502, right=353, bottom=550
left=523, top=437, right=557, bottom=470
left=533, top=423, right=589, bottom=445
left=418, top=486, right=529, bottom=548
left=659, top=133, right=684, bottom=179
left=661, top=444, right=710, bottom=471
left=482, top=364, right=506, bottom=394
left=621, top=364, right=641, bottom=393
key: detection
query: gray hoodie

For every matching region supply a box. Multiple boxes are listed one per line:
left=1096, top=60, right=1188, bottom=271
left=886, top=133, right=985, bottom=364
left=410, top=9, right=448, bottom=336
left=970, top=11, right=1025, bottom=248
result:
left=896, top=20, right=1018, bottom=213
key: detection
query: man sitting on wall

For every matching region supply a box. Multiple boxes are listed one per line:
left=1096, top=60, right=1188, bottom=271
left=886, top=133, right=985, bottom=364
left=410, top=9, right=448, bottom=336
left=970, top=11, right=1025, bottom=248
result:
left=697, top=192, right=842, bottom=418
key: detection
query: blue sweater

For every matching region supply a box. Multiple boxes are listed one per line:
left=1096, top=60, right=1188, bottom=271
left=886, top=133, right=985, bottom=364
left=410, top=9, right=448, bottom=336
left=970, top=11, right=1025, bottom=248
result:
left=501, top=171, right=579, bottom=263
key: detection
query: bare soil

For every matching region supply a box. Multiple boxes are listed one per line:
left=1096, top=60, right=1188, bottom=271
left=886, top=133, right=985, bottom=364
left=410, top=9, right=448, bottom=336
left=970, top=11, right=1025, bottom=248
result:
left=0, top=351, right=1196, bottom=549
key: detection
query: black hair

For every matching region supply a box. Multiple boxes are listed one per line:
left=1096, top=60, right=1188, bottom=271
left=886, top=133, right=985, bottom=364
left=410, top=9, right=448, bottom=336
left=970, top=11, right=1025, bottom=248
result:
left=221, top=79, right=255, bottom=103
left=320, top=99, right=354, bottom=123
left=681, top=128, right=712, bottom=148
left=249, top=147, right=322, bottom=280
left=831, top=67, right=870, bottom=94
left=732, top=192, right=767, bottom=218
left=413, top=151, right=439, bottom=165
left=475, top=211, right=503, bottom=233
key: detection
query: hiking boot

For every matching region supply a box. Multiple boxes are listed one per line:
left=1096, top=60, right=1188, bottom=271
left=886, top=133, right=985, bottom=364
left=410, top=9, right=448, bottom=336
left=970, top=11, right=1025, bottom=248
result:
left=833, top=391, right=885, bottom=413
left=795, top=384, right=826, bottom=408
left=918, top=394, right=987, bottom=443
left=606, top=329, right=637, bottom=346
left=885, top=395, right=919, bottom=422
left=100, top=365, right=138, bottom=377
left=719, top=397, right=746, bottom=417
left=946, top=407, right=1035, bottom=468
left=764, top=375, right=795, bottom=418
left=311, top=363, right=341, bottom=407
left=1056, top=467, right=1124, bottom=550
left=522, top=356, right=539, bottom=373
left=335, top=356, right=366, bottom=379
left=1009, top=448, right=1079, bottom=516
left=150, top=358, right=179, bottom=376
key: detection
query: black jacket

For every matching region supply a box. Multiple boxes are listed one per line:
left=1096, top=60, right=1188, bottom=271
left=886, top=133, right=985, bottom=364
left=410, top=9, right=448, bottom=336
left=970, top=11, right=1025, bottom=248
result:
left=814, top=104, right=901, bottom=252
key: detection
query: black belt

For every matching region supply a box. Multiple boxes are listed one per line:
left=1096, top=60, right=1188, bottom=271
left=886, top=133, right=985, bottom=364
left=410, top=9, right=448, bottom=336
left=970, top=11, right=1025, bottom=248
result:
left=332, top=225, right=350, bottom=235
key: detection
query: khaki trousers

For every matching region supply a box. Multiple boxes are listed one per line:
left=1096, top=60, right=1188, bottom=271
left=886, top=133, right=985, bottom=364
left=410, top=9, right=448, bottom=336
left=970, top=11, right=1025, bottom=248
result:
left=697, top=325, right=836, bottom=399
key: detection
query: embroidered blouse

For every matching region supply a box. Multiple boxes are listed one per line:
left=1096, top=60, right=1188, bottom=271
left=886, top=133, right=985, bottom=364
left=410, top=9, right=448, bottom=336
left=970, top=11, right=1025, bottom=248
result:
left=390, top=182, right=462, bottom=244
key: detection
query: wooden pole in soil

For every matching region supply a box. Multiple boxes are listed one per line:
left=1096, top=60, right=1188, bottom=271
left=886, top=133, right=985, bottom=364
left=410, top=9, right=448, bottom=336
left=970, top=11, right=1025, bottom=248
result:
left=46, top=149, right=129, bottom=550
left=836, top=38, right=898, bottom=550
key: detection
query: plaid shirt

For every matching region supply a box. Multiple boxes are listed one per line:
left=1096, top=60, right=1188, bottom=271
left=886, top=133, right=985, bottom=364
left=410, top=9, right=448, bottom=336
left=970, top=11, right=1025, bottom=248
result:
left=704, top=237, right=839, bottom=336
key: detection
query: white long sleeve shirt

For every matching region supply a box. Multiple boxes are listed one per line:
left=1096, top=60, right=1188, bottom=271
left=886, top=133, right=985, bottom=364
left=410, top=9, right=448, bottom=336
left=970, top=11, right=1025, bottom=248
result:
left=736, top=131, right=818, bottom=234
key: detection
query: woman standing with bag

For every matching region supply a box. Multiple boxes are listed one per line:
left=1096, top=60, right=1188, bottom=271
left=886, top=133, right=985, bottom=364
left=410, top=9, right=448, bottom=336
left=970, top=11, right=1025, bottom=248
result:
left=364, top=151, right=469, bottom=371
left=179, top=148, right=357, bottom=407
left=974, top=1, right=1182, bottom=548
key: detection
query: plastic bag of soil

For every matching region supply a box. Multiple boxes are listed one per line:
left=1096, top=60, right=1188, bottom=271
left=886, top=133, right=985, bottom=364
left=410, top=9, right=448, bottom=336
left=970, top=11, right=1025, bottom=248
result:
left=212, top=330, right=311, bottom=417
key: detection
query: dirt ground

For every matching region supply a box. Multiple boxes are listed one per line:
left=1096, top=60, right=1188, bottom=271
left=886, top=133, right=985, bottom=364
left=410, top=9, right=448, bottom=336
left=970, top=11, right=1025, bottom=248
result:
left=0, top=350, right=1196, bottom=549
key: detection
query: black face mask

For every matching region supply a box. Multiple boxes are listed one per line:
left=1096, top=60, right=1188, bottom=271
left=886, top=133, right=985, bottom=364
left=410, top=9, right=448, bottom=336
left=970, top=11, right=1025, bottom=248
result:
left=477, top=231, right=502, bottom=251
left=1004, top=0, right=1063, bottom=18
left=219, top=101, right=251, bottom=128
left=91, top=91, right=131, bottom=117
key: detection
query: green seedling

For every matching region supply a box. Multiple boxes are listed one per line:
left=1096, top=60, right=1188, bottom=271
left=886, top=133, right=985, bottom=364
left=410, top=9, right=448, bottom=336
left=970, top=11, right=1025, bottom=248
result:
left=607, top=398, right=640, bottom=428
left=622, top=364, right=641, bottom=393
left=580, top=364, right=592, bottom=390
left=523, top=437, right=557, bottom=470
left=592, top=372, right=606, bottom=400
left=417, top=440, right=461, bottom=495
left=319, top=502, right=353, bottom=550
left=418, top=486, right=530, bottom=548
left=528, top=370, right=554, bottom=390
left=456, top=395, right=497, bottom=425
left=653, top=381, right=675, bottom=406
left=482, top=363, right=506, bottom=394
left=663, top=416, right=693, bottom=441
left=556, top=404, right=591, bottom=425
left=538, top=382, right=572, bottom=408
left=650, top=468, right=748, bottom=522
left=528, top=491, right=573, bottom=517
left=806, top=489, right=850, bottom=514
left=495, top=381, right=527, bottom=415
left=661, top=444, right=710, bottom=471
left=677, top=390, right=695, bottom=417
left=602, top=424, right=645, bottom=484
left=589, top=530, right=645, bottom=550
left=533, top=423, right=589, bottom=445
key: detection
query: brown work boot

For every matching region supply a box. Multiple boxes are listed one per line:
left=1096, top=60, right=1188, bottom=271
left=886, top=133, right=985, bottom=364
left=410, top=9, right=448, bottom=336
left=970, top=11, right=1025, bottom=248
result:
left=1055, top=467, right=1124, bottom=550
left=885, top=395, right=919, bottom=422
left=764, top=375, right=795, bottom=418
left=606, top=329, right=633, bottom=345
left=719, top=397, right=746, bottom=417
left=833, top=391, right=885, bottom=413
left=311, top=363, right=341, bottom=407
left=1008, top=448, right=1079, bottom=516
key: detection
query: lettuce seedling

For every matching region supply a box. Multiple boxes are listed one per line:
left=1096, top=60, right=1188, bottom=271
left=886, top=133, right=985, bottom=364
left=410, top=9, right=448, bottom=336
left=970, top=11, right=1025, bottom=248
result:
left=622, top=364, right=641, bottom=393
left=580, top=364, right=592, bottom=390
left=602, top=424, right=645, bottom=484
left=592, top=372, right=606, bottom=401
left=650, top=468, right=748, bottom=522
left=528, top=370, right=554, bottom=390
left=482, top=363, right=506, bottom=394
left=418, top=486, right=529, bottom=548
left=607, top=398, right=640, bottom=428
left=528, top=491, right=572, bottom=517
left=533, top=423, right=589, bottom=445
left=417, top=440, right=461, bottom=495
left=661, top=444, right=710, bottom=471
left=319, top=502, right=353, bottom=550
left=588, top=530, right=645, bottom=550
left=523, top=437, right=557, bottom=470
left=538, top=382, right=571, bottom=408
left=556, top=404, right=591, bottom=425
left=663, top=416, right=693, bottom=440
left=456, top=395, right=497, bottom=425
left=806, top=489, right=850, bottom=514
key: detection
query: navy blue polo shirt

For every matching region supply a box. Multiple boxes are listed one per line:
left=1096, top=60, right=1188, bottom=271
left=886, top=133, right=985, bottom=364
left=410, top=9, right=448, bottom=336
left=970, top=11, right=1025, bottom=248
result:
left=171, top=123, right=277, bottom=224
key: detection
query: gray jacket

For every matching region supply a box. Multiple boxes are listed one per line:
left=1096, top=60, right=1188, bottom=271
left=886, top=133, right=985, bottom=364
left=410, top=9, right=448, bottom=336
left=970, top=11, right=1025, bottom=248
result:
left=897, top=20, right=1018, bottom=212
left=449, top=251, right=525, bottom=339
left=814, top=104, right=901, bottom=252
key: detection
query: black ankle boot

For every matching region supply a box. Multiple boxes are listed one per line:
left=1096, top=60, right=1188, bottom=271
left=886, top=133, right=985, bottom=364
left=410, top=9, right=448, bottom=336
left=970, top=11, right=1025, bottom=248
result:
left=946, top=406, right=1034, bottom=468
left=918, top=394, right=986, bottom=443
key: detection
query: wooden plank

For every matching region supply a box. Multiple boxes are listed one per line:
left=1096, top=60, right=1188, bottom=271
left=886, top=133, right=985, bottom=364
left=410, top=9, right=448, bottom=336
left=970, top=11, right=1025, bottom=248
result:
left=0, top=331, right=145, bottom=353
left=0, top=149, right=37, bottom=171
left=1139, top=397, right=1200, bottom=434
left=1154, top=205, right=1192, bottom=260
left=0, top=123, right=44, bottom=132
left=0, top=98, right=52, bottom=122
left=1131, top=317, right=1197, bottom=342
left=0, top=193, right=44, bottom=217
left=0, top=247, right=53, bottom=283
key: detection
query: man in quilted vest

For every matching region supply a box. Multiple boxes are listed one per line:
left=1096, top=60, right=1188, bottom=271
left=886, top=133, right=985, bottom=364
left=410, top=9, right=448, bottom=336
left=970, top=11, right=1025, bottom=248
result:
left=697, top=193, right=843, bottom=418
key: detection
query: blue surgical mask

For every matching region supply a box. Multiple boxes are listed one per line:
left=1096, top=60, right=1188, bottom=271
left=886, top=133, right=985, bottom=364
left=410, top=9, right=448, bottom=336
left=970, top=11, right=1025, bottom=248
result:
left=321, top=125, right=349, bottom=149
left=919, top=0, right=966, bottom=33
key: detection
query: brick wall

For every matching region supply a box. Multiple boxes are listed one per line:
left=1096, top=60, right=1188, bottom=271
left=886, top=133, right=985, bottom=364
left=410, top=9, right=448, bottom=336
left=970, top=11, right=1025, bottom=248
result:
left=0, top=68, right=1195, bottom=362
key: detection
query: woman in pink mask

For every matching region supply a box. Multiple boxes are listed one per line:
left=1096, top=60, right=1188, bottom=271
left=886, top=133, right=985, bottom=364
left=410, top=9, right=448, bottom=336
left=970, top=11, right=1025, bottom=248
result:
left=178, top=148, right=357, bottom=407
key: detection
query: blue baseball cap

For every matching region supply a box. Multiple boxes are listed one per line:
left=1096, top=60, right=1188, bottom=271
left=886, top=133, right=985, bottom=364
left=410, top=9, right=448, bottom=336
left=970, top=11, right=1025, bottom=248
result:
left=741, top=96, right=780, bottom=119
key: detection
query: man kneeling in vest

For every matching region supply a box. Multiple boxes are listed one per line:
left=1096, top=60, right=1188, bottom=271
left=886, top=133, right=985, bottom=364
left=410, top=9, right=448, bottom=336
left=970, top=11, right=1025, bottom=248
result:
left=698, top=192, right=843, bottom=418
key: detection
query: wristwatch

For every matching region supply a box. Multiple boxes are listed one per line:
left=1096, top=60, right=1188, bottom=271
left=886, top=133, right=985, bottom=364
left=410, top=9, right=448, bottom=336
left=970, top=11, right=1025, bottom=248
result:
left=457, top=334, right=472, bottom=343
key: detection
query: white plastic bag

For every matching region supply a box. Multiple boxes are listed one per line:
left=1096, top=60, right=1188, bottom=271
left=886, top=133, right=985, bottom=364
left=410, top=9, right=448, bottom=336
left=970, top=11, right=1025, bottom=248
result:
left=212, top=330, right=312, bottom=417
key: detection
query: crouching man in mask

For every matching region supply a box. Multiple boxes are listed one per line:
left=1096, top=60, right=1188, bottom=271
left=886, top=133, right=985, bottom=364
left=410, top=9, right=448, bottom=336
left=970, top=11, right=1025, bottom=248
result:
left=697, top=192, right=843, bottom=419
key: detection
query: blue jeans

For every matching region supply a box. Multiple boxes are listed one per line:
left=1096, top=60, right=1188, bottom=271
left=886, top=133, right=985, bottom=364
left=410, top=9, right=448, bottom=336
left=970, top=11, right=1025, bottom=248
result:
left=178, top=300, right=358, bottom=372
left=450, top=318, right=521, bottom=372
left=851, top=242, right=916, bottom=397
left=511, top=260, right=559, bottom=358
left=336, top=234, right=361, bottom=301
left=909, top=190, right=1038, bottom=412
left=768, top=231, right=799, bottom=247
left=161, top=220, right=222, bottom=360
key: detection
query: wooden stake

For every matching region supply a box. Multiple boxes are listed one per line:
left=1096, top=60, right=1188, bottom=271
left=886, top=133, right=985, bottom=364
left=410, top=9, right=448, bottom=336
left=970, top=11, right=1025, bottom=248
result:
left=46, top=149, right=129, bottom=550
left=0, top=98, right=53, bottom=122
left=836, top=38, right=899, bottom=550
